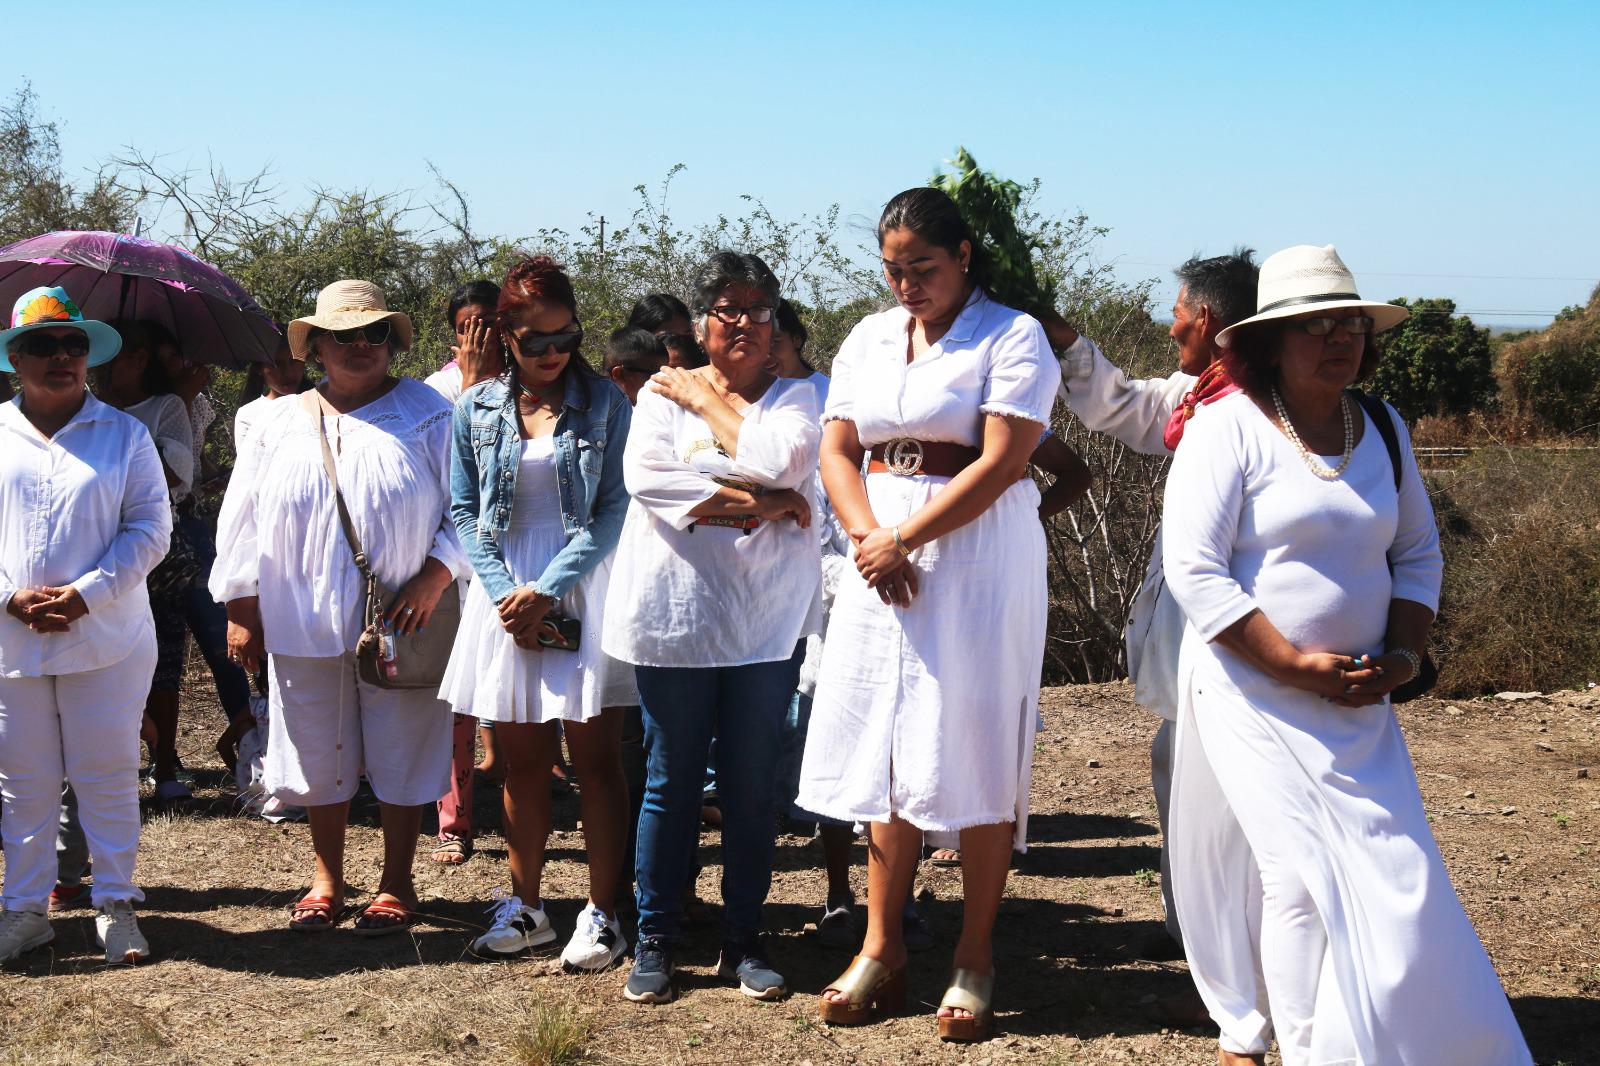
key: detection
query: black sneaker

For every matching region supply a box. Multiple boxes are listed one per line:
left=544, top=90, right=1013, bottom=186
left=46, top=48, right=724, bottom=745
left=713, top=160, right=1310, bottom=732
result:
left=624, top=936, right=675, bottom=1003
left=717, top=937, right=788, bottom=1000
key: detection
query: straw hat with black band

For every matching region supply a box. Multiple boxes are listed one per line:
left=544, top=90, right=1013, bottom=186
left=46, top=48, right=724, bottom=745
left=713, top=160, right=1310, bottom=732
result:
left=287, top=280, right=414, bottom=360
left=1216, top=244, right=1408, bottom=348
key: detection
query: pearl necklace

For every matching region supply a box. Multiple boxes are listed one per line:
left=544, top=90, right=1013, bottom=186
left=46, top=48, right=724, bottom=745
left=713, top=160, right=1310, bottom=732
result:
left=1272, top=388, right=1354, bottom=480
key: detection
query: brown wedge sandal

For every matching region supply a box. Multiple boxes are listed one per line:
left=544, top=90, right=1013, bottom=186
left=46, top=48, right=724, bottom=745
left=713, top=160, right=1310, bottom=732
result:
left=937, top=968, right=995, bottom=1042
left=819, top=955, right=907, bottom=1026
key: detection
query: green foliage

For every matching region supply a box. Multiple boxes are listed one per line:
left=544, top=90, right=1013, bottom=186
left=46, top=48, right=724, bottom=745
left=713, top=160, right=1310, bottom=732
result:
left=0, top=83, right=137, bottom=245
left=1495, top=285, right=1600, bottom=435
left=1366, top=298, right=1496, bottom=420
left=930, top=147, right=1059, bottom=319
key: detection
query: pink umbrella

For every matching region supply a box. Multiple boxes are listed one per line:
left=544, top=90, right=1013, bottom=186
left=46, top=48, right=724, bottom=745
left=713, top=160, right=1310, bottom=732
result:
left=0, top=230, right=278, bottom=368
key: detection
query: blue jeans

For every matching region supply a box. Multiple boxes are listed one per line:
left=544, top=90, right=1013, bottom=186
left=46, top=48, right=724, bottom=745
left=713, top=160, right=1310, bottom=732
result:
left=177, top=509, right=252, bottom=722
left=634, top=647, right=802, bottom=944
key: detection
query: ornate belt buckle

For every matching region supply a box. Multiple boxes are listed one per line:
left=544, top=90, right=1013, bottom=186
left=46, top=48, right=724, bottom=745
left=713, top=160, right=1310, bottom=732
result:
left=884, top=437, right=924, bottom=476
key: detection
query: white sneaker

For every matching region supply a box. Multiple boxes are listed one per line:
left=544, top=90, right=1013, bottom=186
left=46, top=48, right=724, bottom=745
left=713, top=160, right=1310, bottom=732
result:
left=0, top=909, right=54, bottom=962
left=95, top=901, right=150, bottom=964
left=470, top=894, right=555, bottom=957
left=560, top=902, right=627, bottom=972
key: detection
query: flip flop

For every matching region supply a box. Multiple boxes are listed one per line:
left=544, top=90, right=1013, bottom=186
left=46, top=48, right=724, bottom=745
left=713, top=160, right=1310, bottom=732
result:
left=429, top=837, right=472, bottom=865
left=354, top=898, right=417, bottom=937
left=927, top=848, right=962, bottom=868
left=289, top=894, right=347, bottom=933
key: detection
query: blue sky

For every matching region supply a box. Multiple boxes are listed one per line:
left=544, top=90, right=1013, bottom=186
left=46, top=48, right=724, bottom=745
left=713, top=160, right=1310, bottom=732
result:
left=19, top=0, right=1599, bottom=326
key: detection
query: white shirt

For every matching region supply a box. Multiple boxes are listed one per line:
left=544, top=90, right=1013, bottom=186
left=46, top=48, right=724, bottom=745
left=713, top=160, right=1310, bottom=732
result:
left=0, top=394, right=172, bottom=677
left=824, top=290, right=1060, bottom=444
left=233, top=393, right=296, bottom=454
left=1056, top=335, right=1193, bottom=456
left=124, top=394, right=195, bottom=502
left=1163, top=391, right=1441, bottom=655
left=804, top=370, right=830, bottom=412
left=209, top=378, right=468, bottom=657
left=603, top=377, right=823, bottom=668
left=424, top=364, right=464, bottom=404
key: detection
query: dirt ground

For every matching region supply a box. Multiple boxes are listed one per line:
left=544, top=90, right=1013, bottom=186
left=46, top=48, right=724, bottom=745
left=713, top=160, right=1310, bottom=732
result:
left=2, top=681, right=1597, bottom=1065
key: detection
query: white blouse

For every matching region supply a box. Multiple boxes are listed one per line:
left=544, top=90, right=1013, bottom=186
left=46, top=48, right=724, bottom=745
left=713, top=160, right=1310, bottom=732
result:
left=1163, top=391, right=1442, bottom=657
left=0, top=395, right=171, bottom=678
left=823, top=290, right=1060, bottom=442
left=232, top=393, right=295, bottom=454
left=602, top=376, right=823, bottom=668
left=125, top=394, right=195, bottom=502
left=210, top=378, right=468, bottom=658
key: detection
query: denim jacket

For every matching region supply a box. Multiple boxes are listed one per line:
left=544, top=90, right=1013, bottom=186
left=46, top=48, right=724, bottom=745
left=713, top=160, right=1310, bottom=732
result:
left=449, top=370, right=632, bottom=604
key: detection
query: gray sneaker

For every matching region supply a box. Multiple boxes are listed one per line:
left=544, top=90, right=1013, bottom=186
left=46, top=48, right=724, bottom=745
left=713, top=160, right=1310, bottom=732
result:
left=0, top=909, right=54, bottom=962
left=717, top=937, right=788, bottom=1000
left=96, top=901, right=150, bottom=964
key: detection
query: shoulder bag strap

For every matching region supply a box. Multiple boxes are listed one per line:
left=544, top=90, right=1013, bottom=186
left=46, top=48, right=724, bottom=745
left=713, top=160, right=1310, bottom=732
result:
left=1347, top=388, right=1402, bottom=491
left=301, top=390, right=377, bottom=583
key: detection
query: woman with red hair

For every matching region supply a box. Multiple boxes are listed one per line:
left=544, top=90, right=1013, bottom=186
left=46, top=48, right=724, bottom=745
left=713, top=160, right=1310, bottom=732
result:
left=441, top=257, right=634, bottom=970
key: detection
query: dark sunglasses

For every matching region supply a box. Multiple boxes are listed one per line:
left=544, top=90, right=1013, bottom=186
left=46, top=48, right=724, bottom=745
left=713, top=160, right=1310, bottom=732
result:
left=327, top=321, right=392, bottom=346
left=510, top=326, right=584, bottom=356
left=11, top=332, right=91, bottom=360
left=1290, top=314, right=1375, bottom=337
left=704, top=304, right=774, bottom=325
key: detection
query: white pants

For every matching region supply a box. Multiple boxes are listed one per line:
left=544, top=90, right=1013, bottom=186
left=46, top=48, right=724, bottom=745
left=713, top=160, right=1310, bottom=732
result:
left=267, top=653, right=452, bottom=807
left=0, top=631, right=156, bottom=914
left=1149, top=717, right=1180, bottom=941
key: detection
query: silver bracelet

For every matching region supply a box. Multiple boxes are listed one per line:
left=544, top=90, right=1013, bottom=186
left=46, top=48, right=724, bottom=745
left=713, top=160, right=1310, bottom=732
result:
left=891, top=526, right=912, bottom=558
left=1389, top=647, right=1422, bottom=683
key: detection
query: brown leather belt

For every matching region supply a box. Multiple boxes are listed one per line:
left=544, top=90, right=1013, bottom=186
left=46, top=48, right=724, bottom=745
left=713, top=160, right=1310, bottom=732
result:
left=867, top=438, right=980, bottom=478
left=690, top=514, right=761, bottom=534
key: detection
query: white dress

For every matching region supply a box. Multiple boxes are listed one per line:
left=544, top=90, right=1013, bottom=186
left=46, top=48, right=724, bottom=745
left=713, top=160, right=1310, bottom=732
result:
left=1163, top=392, right=1530, bottom=1065
left=796, top=291, right=1061, bottom=848
left=440, top=435, right=616, bottom=724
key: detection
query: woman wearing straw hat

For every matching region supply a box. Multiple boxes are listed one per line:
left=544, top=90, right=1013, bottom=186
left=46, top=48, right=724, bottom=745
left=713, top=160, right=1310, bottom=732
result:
left=0, top=287, right=171, bottom=964
left=1162, top=246, right=1531, bottom=1065
left=211, top=280, right=467, bottom=934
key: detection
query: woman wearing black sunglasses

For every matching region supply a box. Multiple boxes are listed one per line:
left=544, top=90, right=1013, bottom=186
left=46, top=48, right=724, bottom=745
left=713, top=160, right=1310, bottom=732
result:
left=211, top=279, right=468, bottom=936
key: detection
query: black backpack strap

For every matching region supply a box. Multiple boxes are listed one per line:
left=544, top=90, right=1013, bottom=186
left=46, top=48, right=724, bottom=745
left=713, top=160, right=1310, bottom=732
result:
left=1347, top=388, right=1401, bottom=491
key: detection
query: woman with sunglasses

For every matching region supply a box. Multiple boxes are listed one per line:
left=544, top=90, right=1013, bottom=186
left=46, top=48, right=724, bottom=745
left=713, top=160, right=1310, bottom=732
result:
left=605, top=252, right=822, bottom=1005
left=1162, top=246, right=1529, bottom=1065
left=211, top=280, right=466, bottom=935
left=441, top=256, right=634, bottom=970
left=798, top=188, right=1060, bottom=1042
left=0, top=287, right=170, bottom=964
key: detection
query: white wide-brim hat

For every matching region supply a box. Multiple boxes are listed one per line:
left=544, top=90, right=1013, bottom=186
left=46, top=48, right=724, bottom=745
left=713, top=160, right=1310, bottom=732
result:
left=287, top=279, right=414, bottom=360
left=1216, top=244, right=1408, bottom=348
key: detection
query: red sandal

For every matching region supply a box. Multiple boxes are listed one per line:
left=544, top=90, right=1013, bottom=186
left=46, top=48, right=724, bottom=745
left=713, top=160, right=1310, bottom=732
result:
left=289, top=894, right=346, bottom=933
left=354, top=897, right=417, bottom=937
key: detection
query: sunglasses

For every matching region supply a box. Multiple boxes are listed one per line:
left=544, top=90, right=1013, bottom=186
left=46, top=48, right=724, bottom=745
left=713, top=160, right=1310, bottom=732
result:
left=1290, top=315, right=1375, bottom=337
left=327, top=321, right=392, bottom=346
left=704, top=304, right=774, bottom=325
left=509, top=327, right=584, bottom=356
left=10, top=332, right=91, bottom=360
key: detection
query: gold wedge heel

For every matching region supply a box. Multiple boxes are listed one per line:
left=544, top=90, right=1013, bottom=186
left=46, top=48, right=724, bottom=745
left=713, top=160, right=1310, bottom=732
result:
left=937, top=967, right=995, bottom=1042
left=818, top=955, right=907, bottom=1026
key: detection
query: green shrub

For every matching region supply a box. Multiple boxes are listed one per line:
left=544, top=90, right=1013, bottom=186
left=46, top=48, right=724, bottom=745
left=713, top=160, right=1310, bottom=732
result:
left=1495, top=285, right=1600, bottom=436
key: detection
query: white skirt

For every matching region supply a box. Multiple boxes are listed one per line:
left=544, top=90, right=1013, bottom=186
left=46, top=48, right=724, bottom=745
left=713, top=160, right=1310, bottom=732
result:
left=797, top=473, right=1047, bottom=850
left=439, top=521, right=617, bottom=725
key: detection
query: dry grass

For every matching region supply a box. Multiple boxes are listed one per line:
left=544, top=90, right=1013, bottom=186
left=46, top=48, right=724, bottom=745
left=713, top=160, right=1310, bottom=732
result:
left=2, top=683, right=1597, bottom=1065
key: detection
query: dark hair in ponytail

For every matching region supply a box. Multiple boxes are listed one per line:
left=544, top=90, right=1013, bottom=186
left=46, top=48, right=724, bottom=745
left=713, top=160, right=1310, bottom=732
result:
left=876, top=187, right=989, bottom=291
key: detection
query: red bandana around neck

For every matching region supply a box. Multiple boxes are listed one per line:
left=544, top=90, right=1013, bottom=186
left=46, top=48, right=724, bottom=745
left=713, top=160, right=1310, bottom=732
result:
left=1163, top=360, right=1238, bottom=450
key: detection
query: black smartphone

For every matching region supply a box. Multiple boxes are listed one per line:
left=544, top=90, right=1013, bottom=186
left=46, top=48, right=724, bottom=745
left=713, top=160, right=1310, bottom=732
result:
left=536, top=611, right=581, bottom=651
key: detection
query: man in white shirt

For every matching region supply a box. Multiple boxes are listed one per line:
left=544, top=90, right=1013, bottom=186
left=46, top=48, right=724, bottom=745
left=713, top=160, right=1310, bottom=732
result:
left=1040, top=250, right=1258, bottom=976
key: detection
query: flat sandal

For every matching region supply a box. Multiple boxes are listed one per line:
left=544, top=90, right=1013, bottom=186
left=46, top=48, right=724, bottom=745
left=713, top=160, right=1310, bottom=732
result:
left=818, top=955, right=907, bottom=1026
left=937, top=967, right=995, bottom=1042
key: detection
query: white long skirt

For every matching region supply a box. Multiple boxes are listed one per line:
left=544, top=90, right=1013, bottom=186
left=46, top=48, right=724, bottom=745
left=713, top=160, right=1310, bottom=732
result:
left=1172, top=642, right=1532, bottom=1066
left=797, top=473, right=1047, bottom=850
left=439, top=525, right=616, bottom=725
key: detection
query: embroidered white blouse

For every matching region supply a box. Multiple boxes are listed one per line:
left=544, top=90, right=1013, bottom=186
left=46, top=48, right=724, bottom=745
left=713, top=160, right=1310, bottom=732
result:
left=602, top=376, right=823, bottom=668
left=209, top=378, right=468, bottom=657
left=0, top=394, right=172, bottom=678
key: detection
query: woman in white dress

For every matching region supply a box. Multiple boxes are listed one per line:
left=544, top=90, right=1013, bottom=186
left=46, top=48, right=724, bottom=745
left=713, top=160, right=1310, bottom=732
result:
left=1163, top=244, right=1531, bottom=1066
left=0, top=287, right=169, bottom=964
left=798, top=188, right=1060, bottom=1041
left=440, top=256, right=634, bottom=971
left=213, top=280, right=466, bottom=935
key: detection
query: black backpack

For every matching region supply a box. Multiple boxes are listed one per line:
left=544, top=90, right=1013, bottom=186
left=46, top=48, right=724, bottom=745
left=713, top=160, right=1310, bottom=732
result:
left=1346, top=389, right=1439, bottom=703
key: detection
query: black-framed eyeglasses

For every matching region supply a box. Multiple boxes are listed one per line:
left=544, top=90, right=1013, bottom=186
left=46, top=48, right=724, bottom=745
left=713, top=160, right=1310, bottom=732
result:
left=704, top=304, right=774, bottom=325
left=1290, top=315, right=1374, bottom=337
left=11, top=332, right=91, bottom=360
left=509, top=326, right=584, bottom=356
left=328, top=321, right=392, bottom=346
